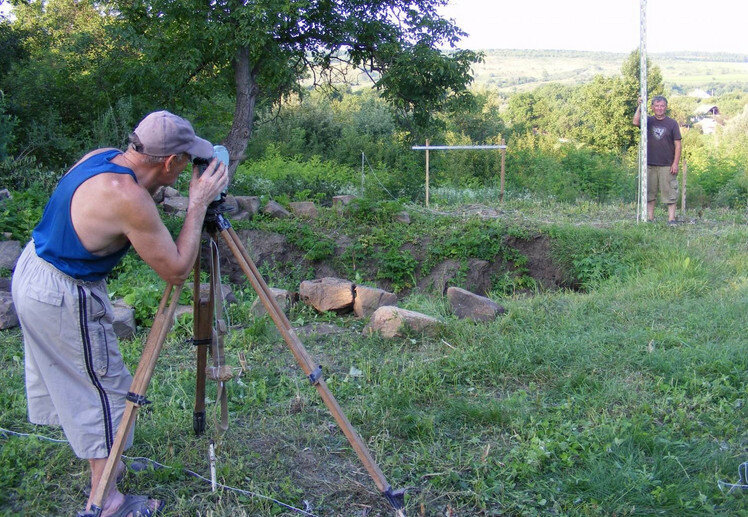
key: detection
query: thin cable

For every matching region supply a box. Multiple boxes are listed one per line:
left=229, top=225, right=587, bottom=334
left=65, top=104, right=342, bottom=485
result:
left=0, top=426, right=320, bottom=517
left=718, top=462, right=748, bottom=494
left=362, top=152, right=397, bottom=200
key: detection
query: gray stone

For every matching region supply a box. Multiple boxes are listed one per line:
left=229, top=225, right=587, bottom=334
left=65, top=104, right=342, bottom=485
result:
left=174, top=305, right=193, bottom=320
left=162, top=196, right=189, bottom=216
left=332, top=195, right=356, bottom=207
left=151, top=186, right=166, bottom=204
left=0, top=291, right=18, bottom=329
left=364, top=306, right=441, bottom=338
left=447, top=286, right=504, bottom=322
left=231, top=211, right=250, bottom=221
left=112, top=299, right=136, bottom=339
left=199, top=283, right=237, bottom=304
left=235, top=196, right=261, bottom=215
left=221, top=194, right=240, bottom=214
left=299, top=277, right=354, bottom=313
left=162, top=186, right=180, bottom=199
left=395, top=211, right=411, bottom=224
left=353, top=285, right=397, bottom=318
left=263, top=200, right=291, bottom=219
left=0, top=240, right=22, bottom=270
left=289, top=201, right=318, bottom=219
left=251, top=287, right=295, bottom=317
left=0, top=189, right=11, bottom=202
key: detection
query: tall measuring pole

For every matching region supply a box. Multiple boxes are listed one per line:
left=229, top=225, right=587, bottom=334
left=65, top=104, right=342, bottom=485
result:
left=638, top=0, right=648, bottom=222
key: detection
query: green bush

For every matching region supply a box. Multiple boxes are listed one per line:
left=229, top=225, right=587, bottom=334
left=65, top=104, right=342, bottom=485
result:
left=233, top=150, right=356, bottom=204
left=0, top=186, right=50, bottom=241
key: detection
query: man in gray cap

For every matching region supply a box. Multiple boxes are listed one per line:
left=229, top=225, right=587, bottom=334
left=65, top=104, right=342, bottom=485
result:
left=12, top=111, right=228, bottom=516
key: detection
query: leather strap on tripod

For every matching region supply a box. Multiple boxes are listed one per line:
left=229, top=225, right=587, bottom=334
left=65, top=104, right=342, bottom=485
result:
left=206, top=240, right=232, bottom=433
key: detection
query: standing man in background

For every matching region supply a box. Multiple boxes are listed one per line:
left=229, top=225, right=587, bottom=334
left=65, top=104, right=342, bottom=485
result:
left=633, top=95, right=682, bottom=224
left=12, top=111, right=228, bottom=517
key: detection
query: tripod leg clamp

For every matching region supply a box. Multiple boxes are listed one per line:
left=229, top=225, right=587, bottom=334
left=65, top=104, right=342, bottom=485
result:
left=126, top=392, right=152, bottom=407
left=308, top=365, right=323, bottom=385
left=384, top=486, right=406, bottom=511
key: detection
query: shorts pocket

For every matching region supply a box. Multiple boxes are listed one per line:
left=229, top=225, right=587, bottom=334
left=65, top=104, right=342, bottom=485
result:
left=26, top=284, right=63, bottom=306
left=87, top=291, right=113, bottom=377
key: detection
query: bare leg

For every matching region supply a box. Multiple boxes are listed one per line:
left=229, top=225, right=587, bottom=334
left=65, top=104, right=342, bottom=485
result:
left=647, top=200, right=655, bottom=221
left=87, top=458, right=125, bottom=515
left=87, top=459, right=161, bottom=517
left=667, top=203, right=676, bottom=222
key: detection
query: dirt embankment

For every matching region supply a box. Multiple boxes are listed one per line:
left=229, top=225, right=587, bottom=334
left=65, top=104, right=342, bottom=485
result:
left=207, top=227, right=569, bottom=297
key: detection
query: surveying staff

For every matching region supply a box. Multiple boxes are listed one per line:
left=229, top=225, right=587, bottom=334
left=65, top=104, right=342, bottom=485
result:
left=11, top=111, right=228, bottom=517
left=633, top=95, right=682, bottom=224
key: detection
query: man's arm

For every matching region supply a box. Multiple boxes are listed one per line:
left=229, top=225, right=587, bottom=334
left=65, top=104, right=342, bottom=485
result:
left=671, top=139, right=681, bottom=175
left=633, top=98, right=642, bottom=127
left=120, top=163, right=228, bottom=284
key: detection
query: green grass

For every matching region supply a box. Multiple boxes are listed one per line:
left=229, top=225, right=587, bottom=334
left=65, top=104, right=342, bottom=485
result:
left=1, top=199, right=746, bottom=516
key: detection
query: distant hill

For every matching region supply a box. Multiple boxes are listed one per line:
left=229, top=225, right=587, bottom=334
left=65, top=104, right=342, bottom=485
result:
left=469, top=49, right=748, bottom=94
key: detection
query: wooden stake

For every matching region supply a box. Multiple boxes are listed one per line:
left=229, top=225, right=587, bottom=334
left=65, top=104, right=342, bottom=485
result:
left=425, top=139, right=430, bottom=208
left=681, top=159, right=687, bottom=216
left=500, top=138, right=506, bottom=203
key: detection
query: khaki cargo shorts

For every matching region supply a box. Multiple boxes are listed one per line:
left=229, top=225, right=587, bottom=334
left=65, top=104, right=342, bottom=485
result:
left=11, top=241, right=134, bottom=459
left=647, top=165, right=679, bottom=204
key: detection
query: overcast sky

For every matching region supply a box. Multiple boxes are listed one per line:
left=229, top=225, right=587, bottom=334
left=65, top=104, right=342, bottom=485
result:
left=438, top=0, right=748, bottom=54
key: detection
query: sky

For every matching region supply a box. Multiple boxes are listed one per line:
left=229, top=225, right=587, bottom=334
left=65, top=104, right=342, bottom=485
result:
left=437, top=0, right=748, bottom=54
left=2, top=0, right=746, bottom=54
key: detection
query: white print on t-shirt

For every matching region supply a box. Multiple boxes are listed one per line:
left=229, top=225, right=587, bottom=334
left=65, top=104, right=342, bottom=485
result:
left=653, top=126, right=666, bottom=140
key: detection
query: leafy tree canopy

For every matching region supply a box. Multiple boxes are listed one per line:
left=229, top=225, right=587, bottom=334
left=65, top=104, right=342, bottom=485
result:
left=110, top=0, right=481, bottom=175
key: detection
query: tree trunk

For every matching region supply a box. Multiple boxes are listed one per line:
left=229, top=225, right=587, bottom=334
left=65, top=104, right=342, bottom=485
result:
left=223, top=45, right=258, bottom=181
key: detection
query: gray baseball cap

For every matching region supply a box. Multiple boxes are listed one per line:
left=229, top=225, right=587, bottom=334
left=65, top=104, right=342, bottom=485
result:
left=133, top=111, right=213, bottom=159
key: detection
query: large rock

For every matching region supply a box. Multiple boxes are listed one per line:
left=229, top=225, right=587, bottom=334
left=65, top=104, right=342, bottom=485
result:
left=112, top=299, right=136, bottom=339
left=447, top=286, right=505, bottom=322
left=162, top=196, right=189, bottom=216
left=353, top=285, right=397, bottom=318
left=289, top=201, right=318, bottom=219
left=221, top=194, right=240, bottom=214
left=395, top=211, right=411, bottom=224
left=0, top=240, right=22, bottom=270
left=263, top=200, right=291, bottom=219
left=332, top=195, right=356, bottom=207
left=235, top=196, right=261, bottom=216
left=364, top=306, right=441, bottom=338
left=299, top=277, right=354, bottom=313
left=199, top=283, right=237, bottom=304
left=418, top=258, right=492, bottom=295
left=251, top=287, right=295, bottom=317
left=0, top=291, right=18, bottom=329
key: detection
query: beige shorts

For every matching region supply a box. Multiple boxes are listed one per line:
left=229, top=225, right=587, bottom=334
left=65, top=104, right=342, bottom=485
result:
left=647, top=165, right=679, bottom=204
left=11, top=241, right=134, bottom=459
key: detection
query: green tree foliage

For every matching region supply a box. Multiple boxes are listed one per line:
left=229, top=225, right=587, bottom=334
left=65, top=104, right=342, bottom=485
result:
left=506, top=50, right=664, bottom=154
left=1, top=0, right=140, bottom=165
left=109, top=0, right=480, bottom=177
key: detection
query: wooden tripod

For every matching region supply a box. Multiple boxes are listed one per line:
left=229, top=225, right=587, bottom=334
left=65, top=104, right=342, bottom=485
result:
left=87, top=209, right=406, bottom=516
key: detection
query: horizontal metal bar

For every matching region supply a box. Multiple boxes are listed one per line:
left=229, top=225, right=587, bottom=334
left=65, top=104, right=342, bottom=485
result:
left=411, top=145, right=507, bottom=150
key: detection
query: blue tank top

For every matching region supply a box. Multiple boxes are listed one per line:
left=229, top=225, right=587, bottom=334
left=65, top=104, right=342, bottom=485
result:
left=32, top=150, right=137, bottom=281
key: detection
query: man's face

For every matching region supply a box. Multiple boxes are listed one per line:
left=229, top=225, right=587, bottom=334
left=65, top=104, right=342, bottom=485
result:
left=652, top=100, right=667, bottom=119
left=165, top=154, right=190, bottom=185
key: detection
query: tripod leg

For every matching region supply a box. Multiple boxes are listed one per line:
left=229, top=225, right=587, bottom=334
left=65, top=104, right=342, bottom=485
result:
left=214, top=226, right=405, bottom=515
left=193, top=255, right=211, bottom=435
left=88, top=284, right=183, bottom=516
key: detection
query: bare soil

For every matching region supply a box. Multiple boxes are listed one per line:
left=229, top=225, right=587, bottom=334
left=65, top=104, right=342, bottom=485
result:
left=210, top=228, right=566, bottom=297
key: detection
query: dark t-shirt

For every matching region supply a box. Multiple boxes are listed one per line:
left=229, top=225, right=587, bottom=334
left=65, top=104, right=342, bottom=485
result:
left=647, top=115, right=681, bottom=166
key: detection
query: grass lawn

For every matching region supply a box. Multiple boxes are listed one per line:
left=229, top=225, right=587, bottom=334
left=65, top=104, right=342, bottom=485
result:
left=1, top=199, right=746, bottom=516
